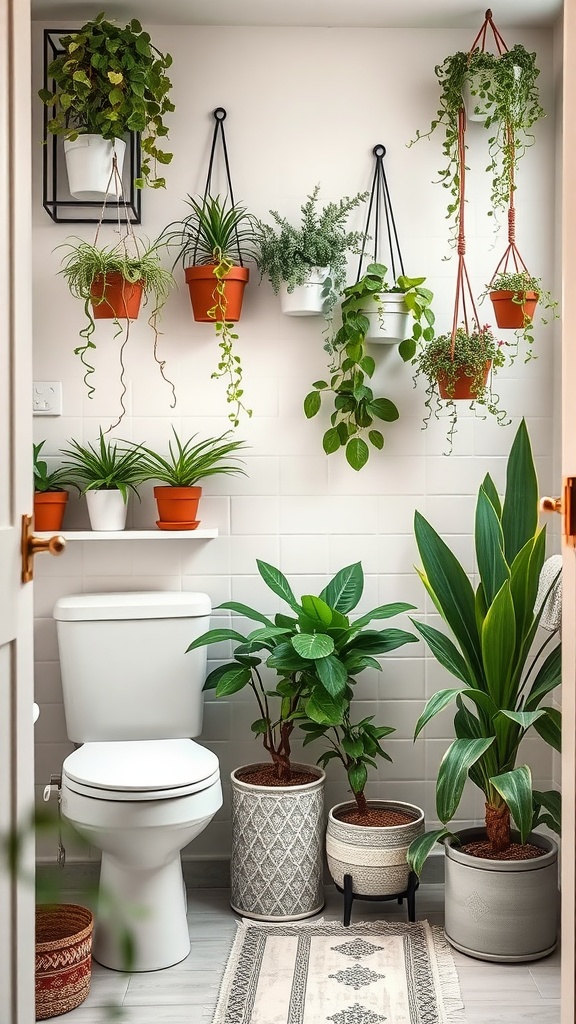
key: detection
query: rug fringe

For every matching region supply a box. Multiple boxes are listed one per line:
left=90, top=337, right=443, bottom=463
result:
left=430, top=924, right=466, bottom=1024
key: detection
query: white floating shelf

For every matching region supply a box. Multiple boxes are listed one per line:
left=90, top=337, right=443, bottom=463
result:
left=37, top=529, right=219, bottom=541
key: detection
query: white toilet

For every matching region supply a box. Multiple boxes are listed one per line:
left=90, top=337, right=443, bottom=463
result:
left=53, top=592, right=222, bottom=973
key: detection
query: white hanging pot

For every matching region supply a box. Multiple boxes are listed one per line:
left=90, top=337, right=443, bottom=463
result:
left=463, top=65, right=521, bottom=123
left=362, top=292, right=411, bottom=344
left=280, top=266, right=329, bottom=317
left=63, top=135, right=126, bottom=200
left=85, top=489, right=128, bottom=531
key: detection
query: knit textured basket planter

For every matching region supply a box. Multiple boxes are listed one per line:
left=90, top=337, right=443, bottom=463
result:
left=35, top=904, right=93, bottom=1020
left=90, top=273, right=143, bottom=320
left=34, top=491, right=68, bottom=532
left=230, top=763, right=325, bottom=921
left=490, top=290, right=539, bottom=329
left=153, top=486, right=202, bottom=528
left=326, top=800, right=425, bottom=897
left=185, top=265, right=249, bottom=323
left=444, top=828, right=559, bottom=962
left=437, top=360, right=491, bottom=401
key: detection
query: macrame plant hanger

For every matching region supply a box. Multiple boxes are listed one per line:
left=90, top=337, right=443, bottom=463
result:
left=81, top=156, right=176, bottom=434
left=356, top=144, right=405, bottom=283
left=194, top=107, right=243, bottom=269
left=449, top=106, right=481, bottom=362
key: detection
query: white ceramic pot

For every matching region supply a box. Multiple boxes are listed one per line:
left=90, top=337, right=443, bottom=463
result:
left=85, top=489, right=128, bottom=532
left=230, top=763, right=325, bottom=920
left=444, top=827, right=559, bottom=962
left=280, top=267, right=329, bottom=317
left=64, top=135, right=126, bottom=200
left=362, top=293, right=411, bottom=344
left=326, top=800, right=425, bottom=896
left=463, top=65, right=522, bottom=123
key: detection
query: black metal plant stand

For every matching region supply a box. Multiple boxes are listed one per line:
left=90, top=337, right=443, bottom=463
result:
left=335, top=871, right=419, bottom=927
left=356, top=144, right=405, bottom=283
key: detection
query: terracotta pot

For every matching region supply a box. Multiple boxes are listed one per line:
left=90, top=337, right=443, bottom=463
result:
left=437, top=360, right=492, bottom=401
left=34, top=491, right=68, bottom=532
left=154, top=486, right=202, bottom=527
left=490, top=290, right=539, bottom=330
left=91, top=274, right=144, bottom=320
left=184, top=265, right=249, bottom=323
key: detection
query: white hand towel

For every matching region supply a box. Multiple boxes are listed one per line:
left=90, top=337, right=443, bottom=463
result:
left=534, top=554, right=562, bottom=632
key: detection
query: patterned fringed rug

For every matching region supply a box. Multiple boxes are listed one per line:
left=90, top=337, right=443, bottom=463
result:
left=212, top=919, right=465, bottom=1024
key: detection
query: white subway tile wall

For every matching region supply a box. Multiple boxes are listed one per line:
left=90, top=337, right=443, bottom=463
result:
left=31, top=22, right=560, bottom=862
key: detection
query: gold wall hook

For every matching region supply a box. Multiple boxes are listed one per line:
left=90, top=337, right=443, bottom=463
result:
left=540, top=479, right=576, bottom=546
left=21, top=514, right=66, bottom=583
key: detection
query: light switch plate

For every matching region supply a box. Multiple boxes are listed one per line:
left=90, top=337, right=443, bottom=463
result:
left=33, top=381, right=62, bottom=416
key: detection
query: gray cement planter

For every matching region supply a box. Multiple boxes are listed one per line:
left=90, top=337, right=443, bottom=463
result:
left=444, top=827, right=559, bottom=962
left=230, top=763, right=325, bottom=921
left=326, top=800, right=425, bottom=896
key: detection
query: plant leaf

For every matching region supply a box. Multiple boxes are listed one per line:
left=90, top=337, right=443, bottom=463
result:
left=314, top=653, right=348, bottom=696
left=533, top=707, right=562, bottom=752
left=491, top=765, right=533, bottom=843
left=292, top=633, right=335, bottom=659
left=407, top=829, right=449, bottom=877
left=436, top=737, right=495, bottom=822
left=501, top=420, right=538, bottom=564
left=320, top=562, right=364, bottom=613
left=256, top=560, right=300, bottom=611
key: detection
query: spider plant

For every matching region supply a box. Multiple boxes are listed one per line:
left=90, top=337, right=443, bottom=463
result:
left=136, top=427, right=248, bottom=487
left=59, top=430, right=146, bottom=502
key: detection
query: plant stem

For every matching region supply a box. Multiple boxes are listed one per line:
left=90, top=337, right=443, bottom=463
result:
left=485, top=801, right=511, bottom=852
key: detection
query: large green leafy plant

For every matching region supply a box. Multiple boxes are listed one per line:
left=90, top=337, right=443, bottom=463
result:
left=187, top=561, right=417, bottom=782
left=39, top=13, right=174, bottom=189
left=407, top=420, right=561, bottom=875
left=302, top=713, right=395, bottom=816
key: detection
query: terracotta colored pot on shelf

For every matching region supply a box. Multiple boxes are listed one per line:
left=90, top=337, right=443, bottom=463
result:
left=34, top=491, right=68, bottom=531
left=90, top=273, right=144, bottom=320
left=185, top=265, right=249, bottom=323
left=490, top=290, right=539, bottom=329
left=154, top=486, right=202, bottom=528
left=437, top=360, right=492, bottom=401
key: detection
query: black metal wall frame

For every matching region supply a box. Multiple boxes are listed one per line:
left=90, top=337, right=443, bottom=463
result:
left=42, top=28, right=142, bottom=224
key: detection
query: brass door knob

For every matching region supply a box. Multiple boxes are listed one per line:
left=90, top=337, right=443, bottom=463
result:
left=21, top=514, right=66, bottom=583
left=540, top=496, right=563, bottom=514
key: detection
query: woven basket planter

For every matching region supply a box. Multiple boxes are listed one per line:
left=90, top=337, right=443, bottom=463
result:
left=36, top=904, right=94, bottom=1020
left=326, top=800, right=425, bottom=896
left=230, top=763, right=326, bottom=921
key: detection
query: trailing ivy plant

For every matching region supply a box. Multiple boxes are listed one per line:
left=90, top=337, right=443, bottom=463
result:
left=410, top=44, right=545, bottom=236
left=480, top=269, right=559, bottom=354
left=304, top=263, right=434, bottom=470
left=39, top=13, right=174, bottom=189
left=412, top=324, right=507, bottom=452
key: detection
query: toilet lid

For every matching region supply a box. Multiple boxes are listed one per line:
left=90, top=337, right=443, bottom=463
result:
left=63, top=739, right=219, bottom=795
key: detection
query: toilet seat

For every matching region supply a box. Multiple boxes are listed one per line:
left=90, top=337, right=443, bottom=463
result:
left=62, top=738, right=220, bottom=801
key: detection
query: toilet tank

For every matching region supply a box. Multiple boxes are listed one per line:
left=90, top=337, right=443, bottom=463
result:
left=54, top=592, right=212, bottom=743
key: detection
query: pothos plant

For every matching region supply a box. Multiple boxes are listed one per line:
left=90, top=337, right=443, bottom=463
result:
left=480, top=269, right=559, bottom=354
left=186, top=560, right=417, bottom=783
left=412, top=323, right=508, bottom=452
left=410, top=44, right=545, bottom=236
left=304, top=263, right=434, bottom=470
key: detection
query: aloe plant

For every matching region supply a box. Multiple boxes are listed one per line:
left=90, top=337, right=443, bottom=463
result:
left=407, top=420, right=561, bottom=875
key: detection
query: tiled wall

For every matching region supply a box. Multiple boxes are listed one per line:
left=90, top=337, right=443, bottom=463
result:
left=31, top=23, right=559, bottom=861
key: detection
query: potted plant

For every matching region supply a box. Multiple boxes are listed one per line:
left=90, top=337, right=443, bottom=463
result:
left=481, top=269, right=559, bottom=347
left=304, top=262, right=432, bottom=470
left=33, top=441, right=75, bottom=532
left=256, top=184, right=367, bottom=317
left=186, top=559, right=417, bottom=920
left=412, top=323, right=507, bottom=451
left=352, top=263, right=435, bottom=351
left=410, top=44, right=545, bottom=231
left=59, top=430, right=145, bottom=531
left=38, top=13, right=174, bottom=197
left=163, top=194, right=258, bottom=426
left=136, top=427, right=247, bottom=530
left=58, top=236, right=175, bottom=419
left=407, top=420, right=561, bottom=962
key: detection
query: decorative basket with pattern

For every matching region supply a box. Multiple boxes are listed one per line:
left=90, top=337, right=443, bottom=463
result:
left=326, top=800, right=425, bottom=896
left=35, top=904, right=94, bottom=1020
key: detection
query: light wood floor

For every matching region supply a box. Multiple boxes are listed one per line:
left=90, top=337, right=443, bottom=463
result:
left=57, top=884, right=560, bottom=1023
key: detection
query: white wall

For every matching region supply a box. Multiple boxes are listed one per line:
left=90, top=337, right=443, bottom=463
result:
left=31, top=23, right=557, bottom=861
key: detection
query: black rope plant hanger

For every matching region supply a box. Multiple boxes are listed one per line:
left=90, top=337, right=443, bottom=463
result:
left=58, top=155, right=176, bottom=433
left=305, top=145, right=434, bottom=472
left=166, top=107, right=253, bottom=426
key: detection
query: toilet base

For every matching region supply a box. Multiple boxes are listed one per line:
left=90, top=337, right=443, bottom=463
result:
left=94, top=853, right=190, bottom=971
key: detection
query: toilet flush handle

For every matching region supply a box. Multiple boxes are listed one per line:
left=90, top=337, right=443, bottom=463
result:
left=43, top=774, right=62, bottom=802
left=43, top=773, right=66, bottom=868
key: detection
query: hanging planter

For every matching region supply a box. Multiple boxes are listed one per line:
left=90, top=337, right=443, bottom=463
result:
left=279, top=266, right=330, bottom=317
left=63, top=135, right=126, bottom=201
left=437, top=357, right=492, bottom=400
left=185, top=264, right=249, bottom=323
left=90, top=272, right=144, bottom=320
left=363, top=292, right=410, bottom=344
left=481, top=267, right=558, bottom=353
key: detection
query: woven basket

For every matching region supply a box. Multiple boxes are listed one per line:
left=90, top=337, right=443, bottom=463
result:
left=35, top=904, right=94, bottom=1020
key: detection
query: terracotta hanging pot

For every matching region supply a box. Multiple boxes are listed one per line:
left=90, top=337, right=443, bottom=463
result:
left=90, top=274, right=144, bottom=320
left=154, top=486, right=202, bottom=530
left=185, top=265, right=249, bottom=323
left=437, top=360, right=492, bottom=401
left=490, top=290, right=539, bottom=330
left=34, top=491, right=68, bottom=532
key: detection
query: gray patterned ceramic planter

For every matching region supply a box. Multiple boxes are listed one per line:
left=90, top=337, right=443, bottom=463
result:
left=230, top=763, right=325, bottom=921
left=444, top=827, right=559, bottom=962
left=326, top=800, right=425, bottom=896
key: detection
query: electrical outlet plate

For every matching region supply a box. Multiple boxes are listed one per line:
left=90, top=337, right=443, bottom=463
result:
left=33, top=381, right=62, bottom=416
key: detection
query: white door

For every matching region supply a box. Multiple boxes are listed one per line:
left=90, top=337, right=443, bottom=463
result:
left=0, top=0, right=35, bottom=1020
left=562, top=3, right=576, bottom=1021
